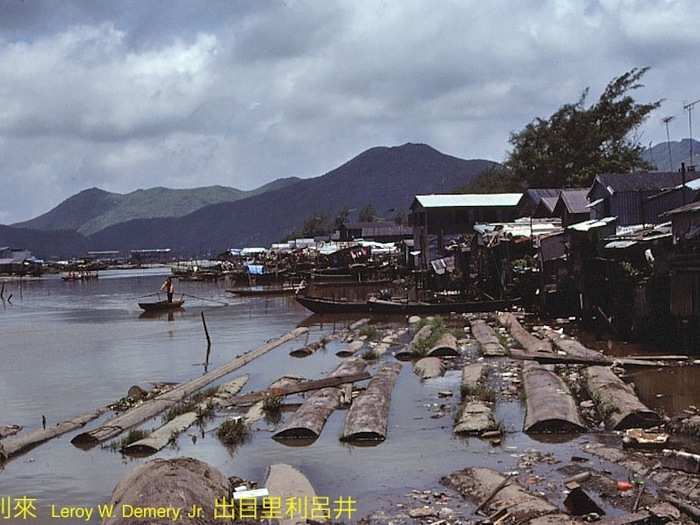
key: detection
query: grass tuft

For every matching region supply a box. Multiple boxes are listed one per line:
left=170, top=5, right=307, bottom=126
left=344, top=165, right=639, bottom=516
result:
left=262, top=395, right=282, bottom=414
left=217, top=418, right=250, bottom=446
left=460, top=384, right=496, bottom=402
left=106, top=429, right=148, bottom=452
left=358, top=325, right=380, bottom=341
left=413, top=317, right=448, bottom=356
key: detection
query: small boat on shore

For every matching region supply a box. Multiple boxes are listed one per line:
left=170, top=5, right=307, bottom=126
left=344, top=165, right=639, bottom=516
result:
left=296, top=295, right=517, bottom=314
left=138, top=299, right=185, bottom=312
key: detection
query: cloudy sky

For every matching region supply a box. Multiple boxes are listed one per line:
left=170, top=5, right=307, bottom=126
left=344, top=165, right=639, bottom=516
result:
left=1, top=0, right=699, bottom=223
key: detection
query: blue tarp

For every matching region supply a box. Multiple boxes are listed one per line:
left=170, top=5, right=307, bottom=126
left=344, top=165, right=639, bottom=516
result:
left=246, top=264, right=264, bottom=275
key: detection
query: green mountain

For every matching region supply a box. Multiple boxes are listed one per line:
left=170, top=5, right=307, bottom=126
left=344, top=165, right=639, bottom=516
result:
left=13, top=179, right=301, bottom=235
left=88, top=143, right=497, bottom=254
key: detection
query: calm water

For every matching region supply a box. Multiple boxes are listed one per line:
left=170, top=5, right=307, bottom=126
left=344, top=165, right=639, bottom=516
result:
left=1, top=270, right=698, bottom=523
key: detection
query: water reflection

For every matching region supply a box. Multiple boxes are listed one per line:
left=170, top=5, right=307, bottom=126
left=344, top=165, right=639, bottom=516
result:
left=138, top=309, right=184, bottom=321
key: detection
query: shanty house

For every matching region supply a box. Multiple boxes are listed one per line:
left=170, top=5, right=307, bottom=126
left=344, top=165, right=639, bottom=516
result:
left=532, top=196, right=558, bottom=218
left=409, top=193, right=522, bottom=267
left=517, top=189, right=561, bottom=217
left=552, top=189, right=590, bottom=226
left=588, top=172, right=700, bottom=226
left=338, top=221, right=413, bottom=243
left=643, top=178, right=700, bottom=224
left=665, top=202, right=700, bottom=342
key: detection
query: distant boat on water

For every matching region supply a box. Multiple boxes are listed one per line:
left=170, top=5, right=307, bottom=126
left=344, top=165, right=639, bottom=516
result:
left=62, top=271, right=99, bottom=281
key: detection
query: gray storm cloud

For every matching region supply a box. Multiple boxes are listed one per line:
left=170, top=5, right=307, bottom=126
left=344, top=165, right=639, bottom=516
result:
left=0, top=0, right=699, bottom=223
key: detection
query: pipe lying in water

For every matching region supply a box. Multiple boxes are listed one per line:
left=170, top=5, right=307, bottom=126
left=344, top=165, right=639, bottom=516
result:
left=272, top=358, right=367, bottom=443
left=522, top=362, right=586, bottom=434
left=470, top=319, right=506, bottom=357
left=341, top=362, right=402, bottom=443
left=584, top=366, right=660, bottom=430
left=497, top=312, right=551, bottom=353
left=427, top=333, right=459, bottom=357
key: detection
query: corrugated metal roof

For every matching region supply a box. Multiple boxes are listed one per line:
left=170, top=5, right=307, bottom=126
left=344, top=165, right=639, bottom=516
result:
left=537, top=196, right=558, bottom=213
left=592, top=172, right=700, bottom=194
left=604, top=240, right=638, bottom=249
left=415, top=193, right=522, bottom=208
left=568, top=217, right=617, bottom=232
left=558, top=189, right=590, bottom=214
left=665, top=200, right=700, bottom=216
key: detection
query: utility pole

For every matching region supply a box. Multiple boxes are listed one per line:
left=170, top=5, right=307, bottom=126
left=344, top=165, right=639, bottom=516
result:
left=683, top=98, right=700, bottom=170
left=662, top=116, right=675, bottom=171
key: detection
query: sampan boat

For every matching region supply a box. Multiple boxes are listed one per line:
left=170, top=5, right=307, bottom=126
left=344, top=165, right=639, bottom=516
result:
left=138, top=299, right=185, bottom=311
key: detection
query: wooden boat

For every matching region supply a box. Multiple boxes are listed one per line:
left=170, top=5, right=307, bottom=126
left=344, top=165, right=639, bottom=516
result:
left=226, top=286, right=300, bottom=297
left=62, top=271, right=99, bottom=281
left=296, top=295, right=517, bottom=315
left=138, top=299, right=185, bottom=311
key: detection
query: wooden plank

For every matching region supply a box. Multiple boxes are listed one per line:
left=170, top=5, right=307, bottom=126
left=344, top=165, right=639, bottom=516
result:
left=224, top=372, right=371, bottom=407
left=584, top=366, right=660, bottom=430
left=509, top=349, right=667, bottom=368
left=244, top=376, right=305, bottom=424
left=544, top=329, right=606, bottom=361
left=71, top=327, right=308, bottom=448
left=342, top=362, right=402, bottom=442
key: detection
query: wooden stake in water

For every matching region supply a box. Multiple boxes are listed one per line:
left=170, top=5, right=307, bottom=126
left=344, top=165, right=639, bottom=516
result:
left=201, top=311, right=212, bottom=371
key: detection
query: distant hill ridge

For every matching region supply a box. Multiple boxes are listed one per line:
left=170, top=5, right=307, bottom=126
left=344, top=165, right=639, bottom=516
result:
left=13, top=178, right=302, bottom=236
left=3, top=143, right=497, bottom=258
left=642, top=139, right=700, bottom=172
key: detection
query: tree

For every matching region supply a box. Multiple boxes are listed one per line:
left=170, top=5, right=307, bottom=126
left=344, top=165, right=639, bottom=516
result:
left=284, top=212, right=330, bottom=240
left=358, top=204, right=377, bottom=223
left=393, top=210, right=407, bottom=225
left=334, top=207, right=350, bottom=229
left=506, top=67, right=661, bottom=188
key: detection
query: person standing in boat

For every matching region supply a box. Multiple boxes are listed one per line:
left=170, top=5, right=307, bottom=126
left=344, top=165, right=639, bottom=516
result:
left=161, top=276, right=175, bottom=303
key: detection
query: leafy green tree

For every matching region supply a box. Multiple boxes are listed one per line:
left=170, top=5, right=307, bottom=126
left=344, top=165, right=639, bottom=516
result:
left=393, top=210, right=407, bottom=225
left=358, top=204, right=377, bottom=223
left=284, top=212, right=331, bottom=240
left=334, top=207, right=350, bottom=229
left=506, top=67, right=661, bottom=188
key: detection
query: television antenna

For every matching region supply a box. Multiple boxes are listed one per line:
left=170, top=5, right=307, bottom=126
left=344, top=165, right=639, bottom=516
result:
left=683, top=98, right=700, bottom=169
left=662, top=116, right=675, bottom=171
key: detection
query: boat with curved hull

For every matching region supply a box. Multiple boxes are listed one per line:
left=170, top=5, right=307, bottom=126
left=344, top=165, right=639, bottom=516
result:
left=295, top=295, right=517, bottom=315
left=138, top=299, right=185, bottom=312
left=226, top=286, right=300, bottom=297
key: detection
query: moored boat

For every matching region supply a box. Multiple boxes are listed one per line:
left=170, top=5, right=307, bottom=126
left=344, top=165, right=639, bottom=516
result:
left=226, top=286, right=300, bottom=297
left=62, top=271, right=99, bottom=281
left=295, top=295, right=517, bottom=314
